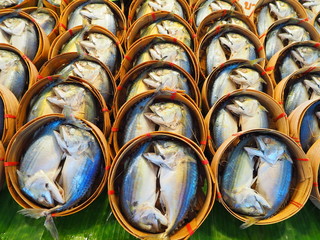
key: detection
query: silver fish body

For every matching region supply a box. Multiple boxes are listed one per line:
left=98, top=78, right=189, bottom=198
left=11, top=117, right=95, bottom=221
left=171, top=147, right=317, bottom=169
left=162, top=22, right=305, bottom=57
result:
left=266, top=28, right=284, bottom=60
left=121, top=141, right=167, bottom=232
left=135, top=43, right=191, bottom=74
left=279, top=53, right=299, bottom=80
left=30, top=10, right=55, bottom=35
left=17, top=119, right=65, bottom=207
left=284, top=81, right=309, bottom=115
left=144, top=140, right=198, bottom=236
left=300, top=105, right=320, bottom=151
left=212, top=107, right=238, bottom=148
left=144, top=102, right=194, bottom=139
left=0, top=49, right=28, bottom=100
left=257, top=5, right=275, bottom=35
left=226, top=97, right=269, bottom=131
left=206, top=36, right=227, bottom=75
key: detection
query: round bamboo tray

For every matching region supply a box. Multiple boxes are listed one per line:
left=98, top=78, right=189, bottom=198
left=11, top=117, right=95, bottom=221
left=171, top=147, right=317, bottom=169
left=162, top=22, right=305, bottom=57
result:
left=201, top=59, right=274, bottom=112
left=38, top=52, right=116, bottom=109
left=265, top=40, right=320, bottom=86
left=119, top=34, right=199, bottom=83
left=0, top=43, right=38, bottom=101
left=108, top=131, right=215, bottom=239
left=125, top=11, right=197, bottom=51
left=16, top=75, right=111, bottom=136
left=22, top=7, right=59, bottom=44
left=114, top=60, right=200, bottom=113
left=5, top=114, right=111, bottom=217
left=128, top=0, right=191, bottom=26
left=192, top=0, right=244, bottom=28
left=260, top=18, right=320, bottom=61
left=196, top=10, right=258, bottom=42
left=0, top=9, right=50, bottom=69
left=251, top=0, right=308, bottom=36
left=288, top=98, right=320, bottom=152
left=274, top=66, right=320, bottom=115
left=205, top=89, right=289, bottom=155
left=111, top=90, right=206, bottom=153
left=197, top=25, right=266, bottom=79
left=0, top=84, right=19, bottom=147
left=59, top=0, right=126, bottom=43
left=211, top=128, right=312, bottom=226
left=49, top=25, right=124, bottom=79
left=307, top=139, right=320, bottom=209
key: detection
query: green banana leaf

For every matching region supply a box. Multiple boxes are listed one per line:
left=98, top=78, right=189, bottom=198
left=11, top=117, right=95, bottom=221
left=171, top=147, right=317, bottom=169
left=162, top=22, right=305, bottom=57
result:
left=0, top=186, right=319, bottom=240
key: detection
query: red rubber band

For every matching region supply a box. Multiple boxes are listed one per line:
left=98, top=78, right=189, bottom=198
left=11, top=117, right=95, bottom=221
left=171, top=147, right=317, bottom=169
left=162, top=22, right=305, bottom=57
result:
left=186, top=223, right=195, bottom=236
left=4, top=162, right=19, bottom=167
left=60, top=23, right=67, bottom=30
left=274, top=112, right=287, bottom=121
left=47, top=76, right=54, bottom=81
left=37, top=75, right=44, bottom=79
left=145, top=133, right=152, bottom=138
left=192, top=33, right=197, bottom=39
left=124, top=55, right=132, bottom=61
left=217, top=192, right=222, bottom=199
left=102, top=108, right=109, bottom=112
left=128, top=16, right=132, bottom=20
left=265, top=66, right=275, bottom=72
left=117, top=86, right=123, bottom=91
left=313, top=42, right=320, bottom=48
left=261, top=71, right=267, bottom=76
left=151, top=12, right=156, bottom=21
left=170, top=91, right=177, bottom=100
left=278, top=101, right=284, bottom=105
left=105, top=165, right=111, bottom=171
left=232, top=132, right=242, bottom=137
left=201, top=159, right=209, bottom=165
left=297, top=18, right=308, bottom=24
left=296, top=158, right=309, bottom=161
left=215, top=25, right=221, bottom=34
left=222, top=9, right=227, bottom=17
left=172, top=38, right=177, bottom=43
left=169, top=62, right=175, bottom=67
left=108, top=190, right=115, bottom=195
left=111, top=127, right=119, bottom=132
left=259, top=33, right=266, bottom=39
left=0, top=158, right=4, bottom=161
left=200, top=140, right=207, bottom=145
left=290, top=200, right=302, bottom=208
left=207, top=135, right=212, bottom=140
left=303, top=66, right=316, bottom=74
left=257, top=46, right=264, bottom=52
left=68, top=29, right=73, bottom=36
left=4, top=114, right=16, bottom=119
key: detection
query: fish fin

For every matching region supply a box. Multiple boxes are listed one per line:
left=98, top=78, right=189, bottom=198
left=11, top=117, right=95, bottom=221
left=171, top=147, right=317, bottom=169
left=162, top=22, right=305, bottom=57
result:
left=44, top=214, right=59, bottom=240
left=53, top=130, right=68, bottom=153
left=143, top=153, right=172, bottom=170
left=18, top=208, right=49, bottom=219
left=243, top=147, right=262, bottom=159
left=240, top=217, right=259, bottom=229
left=16, top=170, right=26, bottom=188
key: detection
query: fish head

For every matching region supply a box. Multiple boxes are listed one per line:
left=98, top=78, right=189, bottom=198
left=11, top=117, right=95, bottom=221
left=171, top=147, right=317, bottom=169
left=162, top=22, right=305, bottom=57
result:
left=0, top=50, right=19, bottom=69
left=278, top=25, right=308, bottom=43
left=73, top=61, right=100, bottom=80
left=269, top=1, right=295, bottom=18
left=304, top=76, right=320, bottom=95
left=220, top=33, right=248, bottom=51
left=226, top=97, right=259, bottom=116
left=210, top=1, right=233, bottom=11
left=291, top=47, right=318, bottom=66
left=144, top=70, right=180, bottom=89
left=18, top=170, right=64, bottom=207
left=149, top=0, right=174, bottom=12
left=230, top=68, right=261, bottom=87
left=153, top=140, right=181, bottom=156
left=80, top=4, right=107, bottom=20
left=1, top=17, right=26, bottom=35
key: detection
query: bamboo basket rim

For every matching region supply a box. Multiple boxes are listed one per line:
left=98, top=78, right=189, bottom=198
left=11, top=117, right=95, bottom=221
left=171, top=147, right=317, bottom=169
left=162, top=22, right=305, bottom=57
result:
left=111, top=89, right=207, bottom=154
left=211, top=128, right=312, bottom=225
left=108, top=131, right=215, bottom=239
left=5, top=113, right=111, bottom=217
left=114, top=60, right=200, bottom=114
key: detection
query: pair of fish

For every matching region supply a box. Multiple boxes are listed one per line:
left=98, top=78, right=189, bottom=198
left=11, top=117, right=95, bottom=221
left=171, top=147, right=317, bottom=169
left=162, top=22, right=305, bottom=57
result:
left=126, top=67, right=191, bottom=101
left=140, top=19, right=192, bottom=48
left=256, top=0, right=298, bottom=35
left=0, top=49, right=28, bottom=100
left=266, top=24, right=311, bottom=60
left=18, top=119, right=103, bottom=239
left=27, top=82, right=98, bottom=126
left=222, top=135, right=292, bottom=228
left=121, top=140, right=198, bottom=237
left=209, top=64, right=265, bottom=107
left=134, top=42, right=192, bottom=75
left=279, top=46, right=320, bottom=80
left=212, top=97, right=269, bottom=148
left=135, top=0, right=185, bottom=21
left=123, top=98, right=193, bottom=145
left=206, top=32, right=257, bottom=75
left=285, top=74, right=320, bottom=115
left=195, top=0, right=235, bottom=27
left=68, top=3, right=117, bottom=35
left=0, top=16, right=38, bottom=60
left=61, top=30, right=118, bottom=73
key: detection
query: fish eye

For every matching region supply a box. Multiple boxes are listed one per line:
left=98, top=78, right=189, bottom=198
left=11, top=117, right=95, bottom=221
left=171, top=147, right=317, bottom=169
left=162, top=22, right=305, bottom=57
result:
left=45, top=183, right=49, bottom=188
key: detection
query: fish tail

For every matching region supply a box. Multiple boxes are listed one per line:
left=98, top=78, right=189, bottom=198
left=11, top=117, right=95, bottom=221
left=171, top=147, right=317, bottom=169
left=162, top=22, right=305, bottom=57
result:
left=18, top=208, right=49, bottom=219
left=240, top=217, right=259, bottom=229
left=44, top=214, right=59, bottom=240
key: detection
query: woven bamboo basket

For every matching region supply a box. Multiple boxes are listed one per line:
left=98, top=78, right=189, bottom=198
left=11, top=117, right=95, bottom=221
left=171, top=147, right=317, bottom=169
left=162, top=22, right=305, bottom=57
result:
left=274, top=66, right=320, bottom=115
left=251, top=0, right=308, bottom=36
left=260, top=18, right=320, bottom=61
left=38, top=52, right=116, bottom=109
left=111, top=90, right=206, bottom=153
left=6, top=0, right=37, bottom=9
left=191, top=0, right=244, bottom=29
left=125, top=11, right=197, bottom=51
left=204, top=89, right=289, bottom=155
left=22, top=7, right=59, bottom=44
left=49, top=25, right=124, bottom=79
left=128, top=0, right=191, bottom=26
left=0, top=141, right=5, bottom=189
left=306, top=139, right=320, bottom=209
left=0, top=43, right=38, bottom=101
left=59, top=0, right=126, bottom=43
left=0, top=10, right=50, bottom=69
left=119, top=34, right=199, bottom=83
left=16, top=75, right=111, bottom=136
left=201, top=59, right=274, bottom=113
left=196, top=10, right=258, bottom=42
left=108, top=131, right=215, bottom=239
left=288, top=98, right=320, bottom=152
left=5, top=114, right=111, bottom=216
left=197, top=25, right=266, bottom=79
left=114, top=60, right=200, bottom=113
left=265, top=40, right=320, bottom=86
left=211, top=128, right=312, bottom=226
left=0, top=85, right=19, bottom=147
